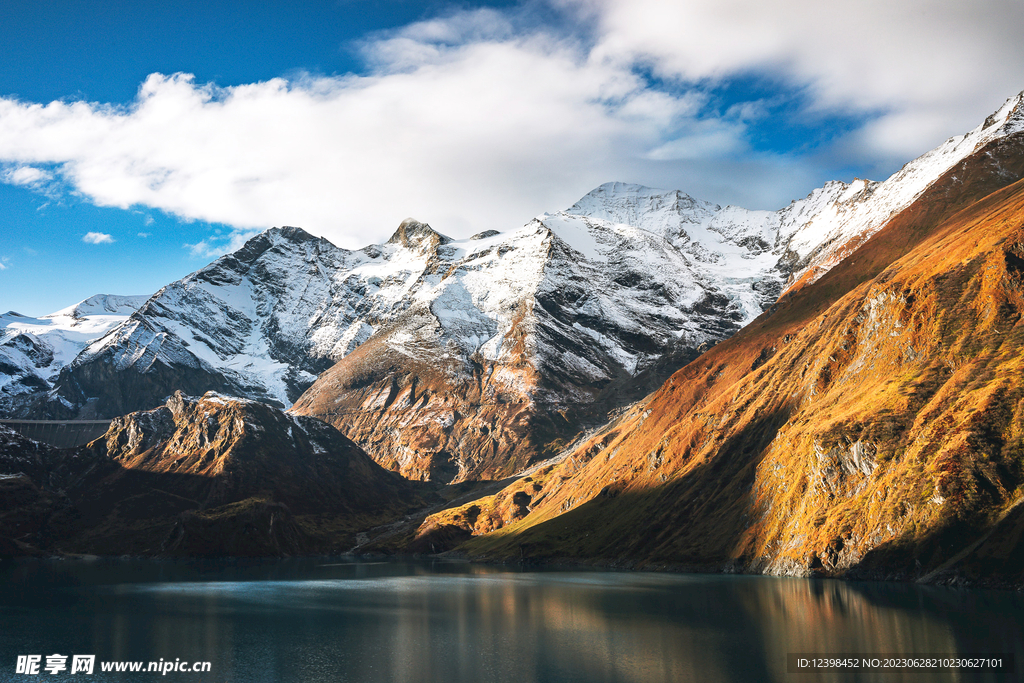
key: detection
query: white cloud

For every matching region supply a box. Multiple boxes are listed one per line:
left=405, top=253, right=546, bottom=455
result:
left=185, top=228, right=260, bottom=259
left=0, top=2, right=1021, bottom=248
left=0, top=257, right=8, bottom=271
left=137, top=232, right=151, bottom=238
left=0, top=11, right=758, bottom=246
left=645, top=119, right=748, bottom=161
left=82, top=232, right=115, bottom=244
left=3, top=165, right=52, bottom=186
left=2, top=165, right=55, bottom=194
left=568, top=0, right=1024, bottom=163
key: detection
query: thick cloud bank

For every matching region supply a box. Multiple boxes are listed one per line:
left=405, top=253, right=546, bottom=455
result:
left=0, top=2, right=1021, bottom=249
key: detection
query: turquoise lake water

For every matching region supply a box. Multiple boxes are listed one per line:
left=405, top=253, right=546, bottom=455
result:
left=0, top=558, right=1021, bottom=682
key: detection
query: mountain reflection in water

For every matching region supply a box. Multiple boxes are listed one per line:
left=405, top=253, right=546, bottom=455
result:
left=0, top=559, right=1020, bottom=682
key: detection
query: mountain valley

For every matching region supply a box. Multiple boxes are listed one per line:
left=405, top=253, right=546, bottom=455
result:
left=3, top=93, right=1024, bottom=588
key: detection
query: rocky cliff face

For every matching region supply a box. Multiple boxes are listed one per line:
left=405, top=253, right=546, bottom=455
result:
left=443, top=128, right=1024, bottom=588
left=84, top=391, right=411, bottom=514
left=1, top=393, right=419, bottom=557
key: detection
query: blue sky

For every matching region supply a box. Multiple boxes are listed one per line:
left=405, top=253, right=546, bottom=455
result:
left=2, top=0, right=1023, bottom=315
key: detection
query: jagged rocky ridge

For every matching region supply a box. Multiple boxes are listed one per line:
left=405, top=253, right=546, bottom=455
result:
left=432, top=116, right=1024, bottom=588
left=29, top=93, right=1024, bottom=486
left=49, top=210, right=778, bottom=426
left=0, top=392, right=418, bottom=556
left=293, top=93, right=1024, bottom=482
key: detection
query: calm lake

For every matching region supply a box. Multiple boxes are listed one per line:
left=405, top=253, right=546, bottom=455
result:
left=0, top=558, right=1020, bottom=682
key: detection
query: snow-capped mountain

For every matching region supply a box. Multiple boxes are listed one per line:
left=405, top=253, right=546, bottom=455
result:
left=48, top=213, right=756, bottom=422
left=27, top=92, right=1024, bottom=480
left=777, top=90, right=1024, bottom=287
left=572, top=92, right=1024, bottom=297
left=289, top=212, right=773, bottom=482
left=0, top=294, right=148, bottom=416
left=443, top=97, right=1024, bottom=579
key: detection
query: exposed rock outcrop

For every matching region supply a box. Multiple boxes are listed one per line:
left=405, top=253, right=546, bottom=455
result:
left=1, top=393, right=421, bottom=557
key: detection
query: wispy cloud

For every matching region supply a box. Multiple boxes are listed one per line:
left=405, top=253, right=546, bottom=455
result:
left=184, top=228, right=260, bottom=259
left=1, top=164, right=60, bottom=199
left=137, top=232, right=151, bottom=238
left=0, top=257, right=9, bottom=271
left=82, top=232, right=115, bottom=244
left=2, top=165, right=52, bottom=187
left=183, top=240, right=211, bottom=257
left=569, top=0, right=1024, bottom=164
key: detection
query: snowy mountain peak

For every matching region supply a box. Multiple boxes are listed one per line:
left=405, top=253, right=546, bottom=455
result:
left=569, top=182, right=721, bottom=228
left=562, top=95, right=1024, bottom=297
left=228, top=225, right=324, bottom=266
left=387, top=218, right=451, bottom=250
left=45, top=294, right=150, bottom=320
left=1, top=294, right=148, bottom=415
left=982, top=91, right=1024, bottom=133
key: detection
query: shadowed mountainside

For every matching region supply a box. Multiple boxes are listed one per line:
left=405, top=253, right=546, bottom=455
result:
left=0, top=393, right=423, bottom=557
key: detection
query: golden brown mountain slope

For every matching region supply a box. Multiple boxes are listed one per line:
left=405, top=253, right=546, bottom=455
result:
left=23, top=392, right=420, bottom=556
left=289, top=307, right=569, bottom=484
left=432, top=133, right=1024, bottom=587
left=289, top=295, right=689, bottom=484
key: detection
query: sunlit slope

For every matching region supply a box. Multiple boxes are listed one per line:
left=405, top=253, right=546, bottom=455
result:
left=460, top=133, right=1024, bottom=585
